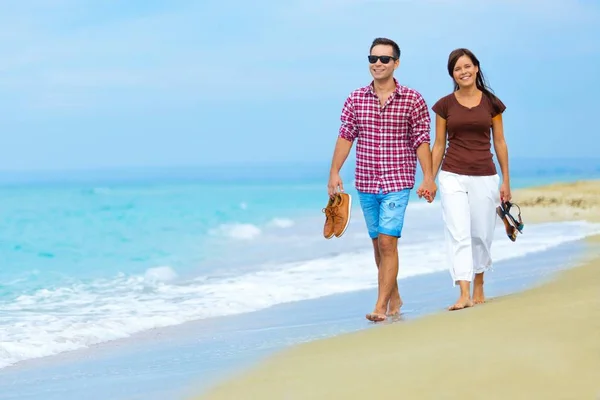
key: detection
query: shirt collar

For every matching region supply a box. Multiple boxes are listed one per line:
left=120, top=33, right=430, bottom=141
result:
left=364, top=78, right=402, bottom=96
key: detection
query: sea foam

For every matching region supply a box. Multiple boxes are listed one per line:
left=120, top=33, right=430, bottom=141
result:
left=0, top=216, right=598, bottom=370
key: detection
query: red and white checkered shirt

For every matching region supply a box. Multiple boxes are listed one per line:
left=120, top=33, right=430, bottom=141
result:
left=338, top=79, right=431, bottom=194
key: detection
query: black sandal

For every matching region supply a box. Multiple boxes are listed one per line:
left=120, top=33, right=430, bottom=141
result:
left=496, top=201, right=524, bottom=242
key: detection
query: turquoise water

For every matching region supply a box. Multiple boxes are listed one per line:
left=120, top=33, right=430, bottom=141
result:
left=0, top=158, right=599, bottom=369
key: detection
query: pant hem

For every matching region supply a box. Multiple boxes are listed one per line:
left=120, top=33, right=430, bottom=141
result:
left=474, top=265, right=492, bottom=274
left=453, top=277, right=473, bottom=286
left=378, top=227, right=401, bottom=238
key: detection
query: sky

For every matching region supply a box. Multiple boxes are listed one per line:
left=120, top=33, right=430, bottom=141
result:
left=0, top=0, right=599, bottom=172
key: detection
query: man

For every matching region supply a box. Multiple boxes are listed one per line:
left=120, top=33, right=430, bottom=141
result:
left=327, top=37, right=436, bottom=322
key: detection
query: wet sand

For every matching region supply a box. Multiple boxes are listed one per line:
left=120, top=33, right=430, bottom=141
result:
left=196, top=180, right=600, bottom=400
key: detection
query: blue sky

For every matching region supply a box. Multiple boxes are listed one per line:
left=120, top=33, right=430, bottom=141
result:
left=0, top=0, right=598, bottom=172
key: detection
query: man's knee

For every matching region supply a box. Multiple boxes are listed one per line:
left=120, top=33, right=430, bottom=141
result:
left=377, top=234, right=398, bottom=257
left=371, top=238, right=379, bottom=249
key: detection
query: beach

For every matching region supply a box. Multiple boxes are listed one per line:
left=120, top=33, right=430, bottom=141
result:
left=1, top=176, right=599, bottom=400
left=197, top=180, right=600, bottom=400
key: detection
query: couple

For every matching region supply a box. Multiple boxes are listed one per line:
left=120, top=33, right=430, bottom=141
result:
left=327, top=37, right=511, bottom=322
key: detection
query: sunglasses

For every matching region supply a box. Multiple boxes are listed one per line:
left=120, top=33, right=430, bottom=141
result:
left=367, top=55, right=397, bottom=64
left=496, top=201, right=524, bottom=242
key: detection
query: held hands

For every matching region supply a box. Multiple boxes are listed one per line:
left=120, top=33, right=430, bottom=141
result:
left=329, top=172, right=439, bottom=202
left=328, top=172, right=344, bottom=197
left=500, top=181, right=512, bottom=202
left=417, top=178, right=437, bottom=203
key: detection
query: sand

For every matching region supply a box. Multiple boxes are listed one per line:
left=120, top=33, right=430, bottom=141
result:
left=512, top=180, right=600, bottom=224
left=196, top=180, right=600, bottom=400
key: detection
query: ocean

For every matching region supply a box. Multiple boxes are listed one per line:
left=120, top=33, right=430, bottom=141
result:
left=0, top=158, right=599, bottom=398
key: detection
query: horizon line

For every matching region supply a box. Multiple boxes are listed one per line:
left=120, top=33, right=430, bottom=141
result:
left=0, top=156, right=597, bottom=175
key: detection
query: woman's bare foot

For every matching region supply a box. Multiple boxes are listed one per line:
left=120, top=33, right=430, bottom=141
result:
left=387, top=295, right=403, bottom=316
left=449, top=280, right=473, bottom=311
left=473, top=273, right=485, bottom=304
left=448, top=296, right=473, bottom=311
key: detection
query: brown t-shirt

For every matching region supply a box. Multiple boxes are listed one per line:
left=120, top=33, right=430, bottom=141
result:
left=432, top=92, right=506, bottom=176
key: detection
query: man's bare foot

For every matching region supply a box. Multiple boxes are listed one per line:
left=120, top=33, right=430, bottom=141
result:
left=448, top=297, right=474, bottom=311
left=387, top=296, right=403, bottom=316
left=473, top=274, right=485, bottom=304
left=366, top=312, right=387, bottom=322
left=366, top=306, right=387, bottom=322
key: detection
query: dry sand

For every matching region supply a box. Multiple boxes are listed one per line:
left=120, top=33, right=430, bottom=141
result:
left=196, top=180, right=600, bottom=400
left=513, top=180, right=600, bottom=223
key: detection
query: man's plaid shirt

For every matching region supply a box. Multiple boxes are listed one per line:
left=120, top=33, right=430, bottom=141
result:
left=339, top=79, right=431, bottom=194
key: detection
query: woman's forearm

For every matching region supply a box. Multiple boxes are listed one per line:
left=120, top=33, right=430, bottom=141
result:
left=431, top=143, right=445, bottom=179
left=495, top=140, right=510, bottom=183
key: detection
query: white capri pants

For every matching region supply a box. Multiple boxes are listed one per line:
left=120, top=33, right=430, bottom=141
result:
left=438, top=170, right=501, bottom=285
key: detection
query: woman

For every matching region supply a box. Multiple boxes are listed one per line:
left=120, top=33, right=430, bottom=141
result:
left=430, top=48, right=511, bottom=311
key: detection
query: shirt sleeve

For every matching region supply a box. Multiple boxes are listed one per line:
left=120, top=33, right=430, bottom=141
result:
left=491, top=96, right=507, bottom=118
left=410, top=92, right=431, bottom=149
left=338, top=95, right=358, bottom=142
left=431, top=96, right=448, bottom=119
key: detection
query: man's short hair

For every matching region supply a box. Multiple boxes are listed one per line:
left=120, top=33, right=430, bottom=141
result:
left=370, top=38, right=401, bottom=59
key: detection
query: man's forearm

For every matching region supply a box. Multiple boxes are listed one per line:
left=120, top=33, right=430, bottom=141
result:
left=330, top=137, right=353, bottom=175
left=416, top=142, right=434, bottom=181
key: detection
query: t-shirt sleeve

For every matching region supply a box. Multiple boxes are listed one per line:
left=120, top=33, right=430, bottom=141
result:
left=491, top=96, right=507, bottom=117
left=431, top=96, right=448, bottom=119
left=338, top=95, right=358, bottom=142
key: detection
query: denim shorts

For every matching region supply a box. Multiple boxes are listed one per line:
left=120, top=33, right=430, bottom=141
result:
left=357, top=188, right=410, bottom=239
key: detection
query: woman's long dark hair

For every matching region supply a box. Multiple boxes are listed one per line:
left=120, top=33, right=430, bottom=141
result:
left=447, top=48, right=504, bottom=114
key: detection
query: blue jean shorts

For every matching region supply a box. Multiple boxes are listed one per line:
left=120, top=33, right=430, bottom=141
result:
left=357, top=188, right=410, bottom=239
